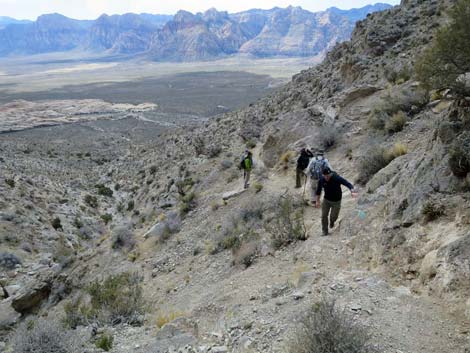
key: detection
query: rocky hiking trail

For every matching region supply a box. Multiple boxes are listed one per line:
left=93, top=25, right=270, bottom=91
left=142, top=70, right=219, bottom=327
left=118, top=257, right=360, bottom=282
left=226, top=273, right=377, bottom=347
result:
left=104, top=145, right=469, bottom=353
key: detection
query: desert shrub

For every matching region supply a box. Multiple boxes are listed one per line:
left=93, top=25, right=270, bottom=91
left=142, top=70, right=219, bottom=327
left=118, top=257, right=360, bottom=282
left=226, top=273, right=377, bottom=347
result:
left=220, top=159, right=233, bottom=170
left=127, top=200, right=135, bottom=211
left=385, top=111, right=406, bottom=134
left=356, top=147, right=391, bottom=185
left=206, top=144, right=222, bottom=158
left=96, top=184, right=113, bottom=197
left=367, top=109, right=388, bottom=131
left=448, top=134, right=470, bottom=178
left=280, top=151, right=296, bottom=169
left=95, top=332, right=114, bottom=351
left=149, top=165, right=157, bottom=175
left=152, top=211, right=181, bottom=242
left=416, top=0, right=470, bottom=95
left=101, top=214, right=113, bottom=225
left=51, top=217, right=63, bottom=231
left=220, top=234, right=241, bottom=250
left=179, top=192, right=197, bottom=216
left=318, top=125, right=339, bottom=150
left=5, top=178, right=15, bottom=188
left=85, top=272, right=145, bottom=325
left=112, top=226, right=136, bottom=251
left=253, top=182, right=263, bottom=193
left=232, top=241, right=259, bottom=268
left=12, top=318, right=84, bottom=353
left=385, top=143, right=408, bottom=161
left=84, top=194, right=98, bottom=208
left=155, top=311, right=185, bottom=328
left=384, top=65, right=412, bottom=84
left=422, top=201, right=445, bottom=222
left=0, top=252, right=21, bottom=269
left=288, top=299, right=376, bottom=353
left=266, top=194, right=306, bottom=250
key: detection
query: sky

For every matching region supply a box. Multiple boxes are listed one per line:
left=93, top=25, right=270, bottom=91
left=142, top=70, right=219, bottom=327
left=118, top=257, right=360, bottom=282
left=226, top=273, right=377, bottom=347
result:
left=0, top=0, right=400, bottom=20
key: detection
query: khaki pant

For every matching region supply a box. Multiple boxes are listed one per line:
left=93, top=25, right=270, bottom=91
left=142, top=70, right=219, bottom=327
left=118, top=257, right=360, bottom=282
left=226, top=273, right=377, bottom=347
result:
left=244, top=170, right=251, bottom=189
left=296, top=168, right=306, bottom=188
left=310, top=177, right=319, bottom=201
left=321, top=199, right=341, bottom=235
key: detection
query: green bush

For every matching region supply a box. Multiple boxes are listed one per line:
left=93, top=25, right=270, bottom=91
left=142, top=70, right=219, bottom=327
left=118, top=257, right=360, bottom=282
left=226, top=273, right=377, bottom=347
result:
left=51, top=217, right=63, bottom=231
left=288, top=299, right=377, bottom=353
left=96, top=184, right=113, bottom=197
left=95, top=332, right=114, bottom=351
left=356, top=147, right=392, bottom=185
left=84, top=194, right=98, bottom=208
left=100, top=214, right=113, bottom=225
left=422, top=201, right=445, bottom=222
left=5, top=178, right=15, bottom=188
left=385, top=111, right=406, bottom=134
left=449, top=141, right=470, bottom=178
left=64, top=273, right=145, bottom=327
left=416, top=0, right=470, bottom=95
left=266, top=194, right=306, bottom=250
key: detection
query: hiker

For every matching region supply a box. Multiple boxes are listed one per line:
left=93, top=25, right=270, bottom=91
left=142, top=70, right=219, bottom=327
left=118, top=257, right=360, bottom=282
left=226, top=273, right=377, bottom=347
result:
left=307, top=150, right=331, bottom=205
left=240, top=150, right=253, bottom=189
left=315, top=167, right=356, bottom=236
left=295, top=148, right=313, bottom=188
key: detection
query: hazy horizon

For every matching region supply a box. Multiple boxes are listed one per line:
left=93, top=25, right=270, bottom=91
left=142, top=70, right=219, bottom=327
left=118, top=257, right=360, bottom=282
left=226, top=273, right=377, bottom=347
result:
left=0, top=0, right=400, bottom=21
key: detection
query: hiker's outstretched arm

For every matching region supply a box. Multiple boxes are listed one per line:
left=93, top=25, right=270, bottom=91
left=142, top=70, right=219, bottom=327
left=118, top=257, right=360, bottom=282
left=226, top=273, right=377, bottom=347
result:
left=337, top=175, right=354, bottom=191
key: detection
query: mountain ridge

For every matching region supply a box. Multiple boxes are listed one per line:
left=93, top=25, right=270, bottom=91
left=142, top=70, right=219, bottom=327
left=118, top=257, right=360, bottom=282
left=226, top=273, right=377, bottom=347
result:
left=0, top=3, right=393, bottom=60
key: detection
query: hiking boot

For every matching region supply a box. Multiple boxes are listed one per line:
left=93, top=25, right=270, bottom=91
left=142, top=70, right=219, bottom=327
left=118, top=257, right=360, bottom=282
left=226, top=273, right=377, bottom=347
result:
left=322, top=231, right=328, bottom=236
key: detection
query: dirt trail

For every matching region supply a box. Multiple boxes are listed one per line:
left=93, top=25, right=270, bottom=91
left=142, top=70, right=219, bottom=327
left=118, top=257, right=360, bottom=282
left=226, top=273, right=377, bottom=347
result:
left=243, top=148, right=469, bottom=353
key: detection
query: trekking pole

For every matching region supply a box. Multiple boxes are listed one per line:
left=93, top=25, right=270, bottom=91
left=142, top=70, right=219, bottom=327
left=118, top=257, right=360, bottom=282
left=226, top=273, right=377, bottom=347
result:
left=302, top=174, right=308, bottom=198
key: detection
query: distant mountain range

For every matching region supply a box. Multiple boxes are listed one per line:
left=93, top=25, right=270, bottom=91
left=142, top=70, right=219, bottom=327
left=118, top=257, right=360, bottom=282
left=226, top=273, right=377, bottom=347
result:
left=0, top=4, right=392, bottom=61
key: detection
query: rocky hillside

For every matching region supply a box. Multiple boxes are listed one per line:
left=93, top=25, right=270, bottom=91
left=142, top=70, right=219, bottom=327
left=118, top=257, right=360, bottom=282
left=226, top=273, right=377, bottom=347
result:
left=1, top=0, right=469, bottom=352
left=0, top=4, right=391, bottom=60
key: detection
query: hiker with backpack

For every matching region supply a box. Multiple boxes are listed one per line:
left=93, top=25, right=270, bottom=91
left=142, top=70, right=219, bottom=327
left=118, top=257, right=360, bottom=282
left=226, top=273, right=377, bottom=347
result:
left=307, top=150, right=331, bottom=205
left=315, top=167, right=357, bottom=236
left=295, top=148, right=313, bottom=188
left=239, top=150, right=253, bottom=189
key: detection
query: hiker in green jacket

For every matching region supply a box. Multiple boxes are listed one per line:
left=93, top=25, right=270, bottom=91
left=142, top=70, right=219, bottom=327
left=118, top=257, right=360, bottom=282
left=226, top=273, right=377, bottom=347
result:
left=240, top=150, right=253, bottom=189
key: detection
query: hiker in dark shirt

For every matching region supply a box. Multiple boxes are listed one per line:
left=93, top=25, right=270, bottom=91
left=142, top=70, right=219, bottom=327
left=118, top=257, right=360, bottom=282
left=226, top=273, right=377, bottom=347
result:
left=315, top=167, right=357, bottom=236
left=295, top=148, right=313, bottom=188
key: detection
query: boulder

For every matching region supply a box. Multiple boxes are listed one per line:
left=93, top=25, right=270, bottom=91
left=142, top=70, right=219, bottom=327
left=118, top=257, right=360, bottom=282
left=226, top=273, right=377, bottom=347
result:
left=11, top=280, right=52, bottom=314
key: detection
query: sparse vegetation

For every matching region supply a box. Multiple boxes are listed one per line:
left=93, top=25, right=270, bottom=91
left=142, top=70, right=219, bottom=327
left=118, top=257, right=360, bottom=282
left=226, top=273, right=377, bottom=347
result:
left=12, top=318, right=83, bottom=353
left=179, top=191, right=197, bottom=216
left=127, top=199, right=135, bottom=211
left=318, top=125, right=339, bottom=150
left=95, top=332, right=114, bottom=351
left=416, top=0, right=470, bottom=95
left=96, top=184, right=113, bottom=197
left=5, top=178, right=15, bottom=188
left=155, top=311, right=185, bottom=328
left=280, top=151, right=296, bottom=169
left=65, top=272, right=145, bottom=327
left=112, top=226, right=136, bottom=251
left=422, top=201, right=445, bottom=222
left=0, top=252, right=21, bottom=269
left=357, top=143, right=407, bottom=184
left=288, top=299, right=376, bottom=353
left=448, top=136, right=470, bottom=178
left=51, top=217, right=63, bottom=231
left=266, top=194, right=307, bottom=249
left=385, top=111, right=406, bottom=134
left=84, top=194, right=98, bottom=208
left=253, top=181, right=263, bottom=193
left=101, top=213, right=113, bottom=225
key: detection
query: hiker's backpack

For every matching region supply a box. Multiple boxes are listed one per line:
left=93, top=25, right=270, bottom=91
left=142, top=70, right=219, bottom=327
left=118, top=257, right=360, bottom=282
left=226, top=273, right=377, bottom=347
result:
left=239, top=154, right=252, bottom=170
left=310, top=158, right=328, bottom=179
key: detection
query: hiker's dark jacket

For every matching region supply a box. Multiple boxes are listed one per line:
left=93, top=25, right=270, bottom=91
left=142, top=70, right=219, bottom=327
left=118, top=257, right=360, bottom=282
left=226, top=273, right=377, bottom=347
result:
left=296, top=150, right=313, bottom=170
left=316, top=173, right=353, bottom=202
